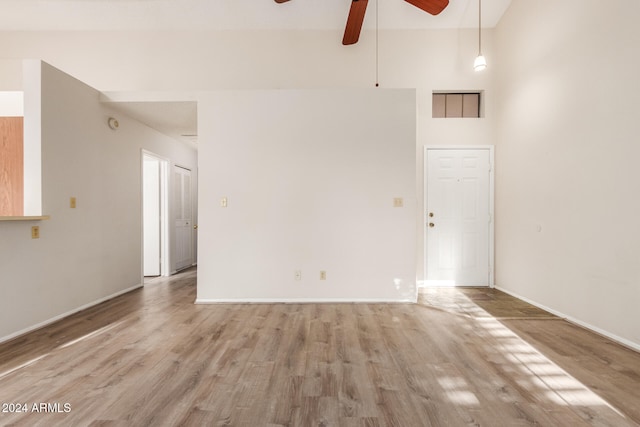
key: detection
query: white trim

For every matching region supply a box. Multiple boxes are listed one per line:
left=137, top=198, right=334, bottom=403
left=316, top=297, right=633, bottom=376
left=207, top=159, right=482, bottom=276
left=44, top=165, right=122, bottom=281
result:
left=195, top=298, right=415, bottom=304
left=0, top=284, right=143, bottom=345
left=423, top=145, right=495, bottom=288
left=496, top=286, right=640, bottom=353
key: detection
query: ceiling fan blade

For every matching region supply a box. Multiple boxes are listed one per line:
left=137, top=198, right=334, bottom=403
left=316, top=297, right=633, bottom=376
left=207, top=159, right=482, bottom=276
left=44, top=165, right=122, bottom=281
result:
left=404, top=0, right=449, bottom=15
left=342, top=0, right=368, bottom=45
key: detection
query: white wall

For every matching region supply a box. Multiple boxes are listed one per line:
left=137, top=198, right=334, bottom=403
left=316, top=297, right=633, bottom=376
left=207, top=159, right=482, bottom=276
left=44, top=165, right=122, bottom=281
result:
left=0, top=91, right=22, bottom=116
left=22, top=60, right=42, bottom=216
left=0, top=28, right=497, bottom=331
left=0, top=28, right=496, bottom=282
left=0, top=59, right=22, bottom=91
left=0, top=62, right=197, bottom=342
left=197, top=89, right=416, bottom=302
left=494, top=0, right=640, bottom=349
left=0, top=29, right=489, bottom=91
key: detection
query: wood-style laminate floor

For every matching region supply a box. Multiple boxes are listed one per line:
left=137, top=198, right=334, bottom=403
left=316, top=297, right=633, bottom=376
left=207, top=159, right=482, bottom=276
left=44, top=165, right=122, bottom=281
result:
left=1, top=269, right=639, bottom=426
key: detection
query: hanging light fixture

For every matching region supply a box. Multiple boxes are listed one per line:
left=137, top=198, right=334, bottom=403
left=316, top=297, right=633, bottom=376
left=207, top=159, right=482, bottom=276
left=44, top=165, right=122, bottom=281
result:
left=474, top=0, right=487, bottom=71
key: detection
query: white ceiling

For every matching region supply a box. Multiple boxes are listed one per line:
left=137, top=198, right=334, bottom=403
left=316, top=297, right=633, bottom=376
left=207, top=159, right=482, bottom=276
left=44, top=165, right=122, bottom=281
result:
left=104, top=100, right=199, bottom=148
left=1, top=0, right=512, bottom=146
left=0, top=0, right=511, bottom=31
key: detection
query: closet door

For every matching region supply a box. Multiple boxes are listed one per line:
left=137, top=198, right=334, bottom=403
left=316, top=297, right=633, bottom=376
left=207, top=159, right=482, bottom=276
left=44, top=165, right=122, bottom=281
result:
left=174, top=166, right=193, bottom=271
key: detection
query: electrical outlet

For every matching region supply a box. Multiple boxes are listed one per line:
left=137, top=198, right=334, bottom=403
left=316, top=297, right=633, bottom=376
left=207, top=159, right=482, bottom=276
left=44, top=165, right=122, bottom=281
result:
left=31, top=226, right=40, bottom=239
left=295, top=270, right=302, bottom=281
left=393, top=197, right=404, bottom=208
left=320, top=271, right=326, bottom=280
left=70, top=197, right=77, bottom=208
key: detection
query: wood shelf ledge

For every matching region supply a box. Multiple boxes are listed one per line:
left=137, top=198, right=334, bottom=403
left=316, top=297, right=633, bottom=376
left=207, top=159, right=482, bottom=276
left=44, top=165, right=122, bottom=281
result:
left=0, top=215, right=51, bottom=221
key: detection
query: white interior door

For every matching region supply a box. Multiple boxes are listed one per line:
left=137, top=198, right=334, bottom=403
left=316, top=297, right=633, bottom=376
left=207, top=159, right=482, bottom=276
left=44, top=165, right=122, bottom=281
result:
left=426, top=148, right=492, bottom=286
left=143, top=156, right=161, bottom=276
left=143, top=152, right=169, bottom=279
left=174, top=165, right=193, bottom=271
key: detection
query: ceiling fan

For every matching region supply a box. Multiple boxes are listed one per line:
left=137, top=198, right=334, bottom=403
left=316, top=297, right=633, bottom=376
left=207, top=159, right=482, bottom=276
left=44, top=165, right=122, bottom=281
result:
left=274, top=0, right=449, bottom=45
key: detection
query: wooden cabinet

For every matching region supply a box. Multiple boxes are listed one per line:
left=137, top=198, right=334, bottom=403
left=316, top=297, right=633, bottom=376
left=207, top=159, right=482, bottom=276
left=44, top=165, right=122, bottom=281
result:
left=0, top=117, right=24, bottom=216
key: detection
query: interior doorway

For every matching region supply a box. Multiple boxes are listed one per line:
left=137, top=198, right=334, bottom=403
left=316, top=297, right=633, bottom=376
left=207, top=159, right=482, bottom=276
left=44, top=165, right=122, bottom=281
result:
left=424, top=146, right=494, bottom=287
left=142, top=151, right=170, bottom=281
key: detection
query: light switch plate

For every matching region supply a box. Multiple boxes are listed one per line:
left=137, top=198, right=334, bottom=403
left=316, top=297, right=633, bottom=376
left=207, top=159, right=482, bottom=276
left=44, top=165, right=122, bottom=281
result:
left=393, top=198, right=404, bottom=207
left=221, top=197, right=228, bottom=208
left=70, top=197, right=76, bottom=209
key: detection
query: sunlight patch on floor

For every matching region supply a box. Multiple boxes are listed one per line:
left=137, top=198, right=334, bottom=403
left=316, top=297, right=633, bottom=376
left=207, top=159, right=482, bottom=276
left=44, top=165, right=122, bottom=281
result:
left=0, top=354, right=47, bottom=379
left=59, top=321, right=123, bottom=349
left=428, top=289, right=625, bottom=415
left=438, top=376, right=481, bottom=406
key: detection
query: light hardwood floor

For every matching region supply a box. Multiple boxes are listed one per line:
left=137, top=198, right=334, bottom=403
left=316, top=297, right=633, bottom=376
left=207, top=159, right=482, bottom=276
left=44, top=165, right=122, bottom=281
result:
left=1, top=269, right=639, bottom=426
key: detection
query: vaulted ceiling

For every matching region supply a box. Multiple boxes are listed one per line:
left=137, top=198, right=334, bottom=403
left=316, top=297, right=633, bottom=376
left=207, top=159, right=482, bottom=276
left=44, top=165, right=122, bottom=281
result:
left=0, top=0, right=512, bottom=146
left=0, top=0, right=511, bottom=31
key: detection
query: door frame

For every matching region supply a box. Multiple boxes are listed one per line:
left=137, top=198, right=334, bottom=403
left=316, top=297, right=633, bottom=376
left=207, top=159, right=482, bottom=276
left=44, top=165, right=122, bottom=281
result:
left=423, top=145, right=495, bottom=287
left=141, top=150, right=170, bottom=282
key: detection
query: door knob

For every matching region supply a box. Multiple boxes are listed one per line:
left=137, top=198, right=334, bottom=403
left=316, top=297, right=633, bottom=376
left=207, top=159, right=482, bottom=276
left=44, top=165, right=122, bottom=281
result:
left=193, top=225, right=198, bottom=229
left=429, top=222, right=435, bottom=228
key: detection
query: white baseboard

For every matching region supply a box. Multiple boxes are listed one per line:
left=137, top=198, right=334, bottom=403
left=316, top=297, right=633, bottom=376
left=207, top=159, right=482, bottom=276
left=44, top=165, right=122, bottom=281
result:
left=0, top=284, right=143, bottom=345
left=195, top=297, right=415, bottom=304
left=495, top=286, right=640, bottom=353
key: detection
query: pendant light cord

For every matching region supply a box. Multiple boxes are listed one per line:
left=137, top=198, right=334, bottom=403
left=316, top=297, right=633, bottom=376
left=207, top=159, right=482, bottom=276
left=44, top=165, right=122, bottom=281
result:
left=478, top=0, right=482, bottom=55
left=375, top=0, right=379, bottom=87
